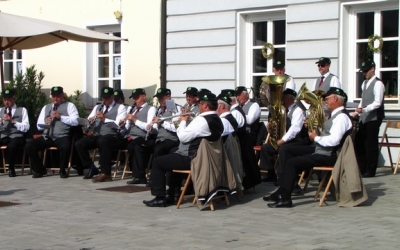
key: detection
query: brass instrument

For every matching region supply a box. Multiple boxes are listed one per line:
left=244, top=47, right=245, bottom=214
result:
left=261, top=75, right=290, bottom=150
left=296, top=83, right=325, bottom=132
left=157, top=112, right=196, bottom=122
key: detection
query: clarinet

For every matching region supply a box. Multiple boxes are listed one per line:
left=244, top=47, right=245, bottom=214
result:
left=86, top=103, right=104, bottom=133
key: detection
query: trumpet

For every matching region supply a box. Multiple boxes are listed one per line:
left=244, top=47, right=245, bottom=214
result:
left=157, top=112, right=196, bottom=122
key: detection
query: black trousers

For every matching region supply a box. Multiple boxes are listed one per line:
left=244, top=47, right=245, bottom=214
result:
left=75, top=134, right=126, bottom=175
left=127, top=137, right=146, bottom=179
left=0, top=137, right=25, bottom=169
left=150, top=153, right=191, bottom=197
left=277, top=143, right=315, bottom=175
left=279, top=146, right=336, bottom=193
left=355, top=120, right=382, bottom=175
left=25, top=136, right=71, bottom=173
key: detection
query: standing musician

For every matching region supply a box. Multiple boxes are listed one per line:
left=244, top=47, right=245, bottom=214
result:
left=182, top=87, right=199, bottom=115
left=313, top=57, right=342, bottom=92
left=353, top=60, right=385, bottom=178
left=25, top=86, right=79, bottom=179
left=75, top=87, right=127, bottom=182
left=235, top=86, right=262, bottom=189
left=124, top=88, right=157, bottom=185
left=273, top=60, right=296, bottom=90
left=0, top=89, right=30, bottom=177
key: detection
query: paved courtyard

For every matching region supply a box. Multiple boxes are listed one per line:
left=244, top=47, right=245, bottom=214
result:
left=0, top=166, right=399, bottom=250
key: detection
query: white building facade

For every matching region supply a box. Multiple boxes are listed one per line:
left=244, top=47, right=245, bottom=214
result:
left=165, top=0, right=399, bottom=118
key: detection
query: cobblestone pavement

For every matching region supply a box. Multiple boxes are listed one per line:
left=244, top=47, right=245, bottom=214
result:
left=0, top=167, right=399, bottom=250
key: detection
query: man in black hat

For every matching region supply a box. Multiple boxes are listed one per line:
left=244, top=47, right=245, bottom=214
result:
left=216, top=93, right=238, bottom=141
left=25, top=86, right=79, bottom=178
left=0, top=89, right=30, bottom=177
left=75, top=87, right=127, bottom=182
left=352, top=60, right=385, bottom=178
left=313, top=57, right=341, bottom=92
left=114, top=89, right=128, bottom=108
left=143, top=91, right=223, bottom=207
left=234, top=86, right=262, bottom=189
left=220, top=89, right=246, bottom=144
left=182, top=87, right=199, bottom=115
left=265, top=87, right=353, bottom=208
left=273, top=60, right=296, bottom=90
left=124, top=88, right=157, bottom=185
left=259, top=88, right=309, bottom=183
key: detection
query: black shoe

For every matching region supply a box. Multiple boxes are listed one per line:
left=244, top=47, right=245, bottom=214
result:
left=143, top=197, right=168, bottom=207
left=83, top=167, right=99, bottom=179
left=165, top=195, right=178, bottom=206
left=59, top=169, right=69, bottom=179
left=263, top=192, right=279, bottom=202
left=267, top=195, right=293, bottom=208
left=127, top=177, right=147, bottom=185
left=8, top=168, right=16, bottom=177
left=291, top=185, right=304, bottom=196
left=362, top=172, right=375, bottom=178
left=32, top=172, right=44, bottom=178
left=73, top=167, right=84, bottom=176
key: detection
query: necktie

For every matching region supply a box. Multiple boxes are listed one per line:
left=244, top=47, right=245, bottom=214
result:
left=318, top=76, right=325, bottom=87
left=133, top=107, right=142, bottom=116
left=7, top=107, right=12, bottom=117
left=103, top=106, right=109, bottom=115
left=285, top=108, right=289, bottom=114
left=162, top=106, right=166, bottom=114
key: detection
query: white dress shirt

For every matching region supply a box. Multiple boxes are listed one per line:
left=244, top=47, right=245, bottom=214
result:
left=230, top=104, right=245, bottom=128
left=281, top=104, right=304, bottom=142
left=314, top=106, right=352, bottom=147
left=9, top=104, right=30, bottom=133
left=219, top=111, right=235, bottom=137
left=125, top=103, right=157, bottom=131
left=358, top=75, right=385, bottom=113
left=37, top=102, right=79, bottom=131
left=89, top=101, right=127, bottom=127
left=177, top=111, right=217, bottom=143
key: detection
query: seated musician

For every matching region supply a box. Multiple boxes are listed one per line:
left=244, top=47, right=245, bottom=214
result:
left=265, top=87, right=353, bottom=208
left=259, top=88, right=309, bottom=183
left=143, top=91, right=223, bottom=207
left=25, top=86, right=79, bottom=179
left=0, top=89, right=30, bottom=177
left=182, top=87, right=199, bottom=115
left=124, top=88, right=157, bottom=185
left=216, top=93, right=238, bottom=141
left=75, top=87, right=127, bottom=182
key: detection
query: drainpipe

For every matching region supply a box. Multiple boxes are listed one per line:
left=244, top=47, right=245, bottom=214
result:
left=160, top=0, right=167, bottom=88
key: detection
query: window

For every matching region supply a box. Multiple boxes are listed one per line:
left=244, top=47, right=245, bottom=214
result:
left=354, top=8, right=399, bottom=102
left=238, top=10, right=286, bottom=107
left=97, top=31, right=122, bottom=101
left=2, top=50, right=23, bottom=86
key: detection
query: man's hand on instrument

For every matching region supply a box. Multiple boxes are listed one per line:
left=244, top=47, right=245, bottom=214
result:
left=308, top=129, right=317, bottom=141
left=277, top=139, right=285, bottom=147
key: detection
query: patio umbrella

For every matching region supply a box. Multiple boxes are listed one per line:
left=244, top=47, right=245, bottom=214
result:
left=0, top=11, right=128, bottom=89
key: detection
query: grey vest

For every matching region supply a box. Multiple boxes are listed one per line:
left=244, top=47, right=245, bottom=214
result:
left=183, top=103, right=199, bottom=115
left=314, top=110, right=351, bottom=156
left=43, top=102, right=71, bottom=140
left=314, top=73, right=335, bottom=92
left=129, top=104, right=152, bottom=140
left=94, top=103, right=121, bottom=136
left=156, top=106, right=178, bottom=142
left=360, top=78, right=385, bottom=123
left=0, top=107, right=24, bottom=139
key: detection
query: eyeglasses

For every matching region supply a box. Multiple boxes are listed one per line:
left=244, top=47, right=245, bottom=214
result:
left=317, top=64, right=326, bottom=68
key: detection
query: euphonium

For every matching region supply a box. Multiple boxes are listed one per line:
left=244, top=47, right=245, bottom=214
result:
left=296, top=83, right=325, bottom=132
left=261, top=75, right=290, bottom=150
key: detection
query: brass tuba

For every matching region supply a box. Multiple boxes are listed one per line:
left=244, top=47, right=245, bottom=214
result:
left=296, top=83, right=325, bottom=132
left=261, top=75, right=290, bottom=150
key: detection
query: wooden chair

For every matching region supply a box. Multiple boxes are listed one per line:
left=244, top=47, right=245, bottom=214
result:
left=1, top=145, right=30, bottom=175
left=172, top=169, right=230, bottom=211
left=43, top=137, right=75, bottom=174
left=299, top=165, right=334, bottom=206
left=91, top=148, right=130, bottom=179
left=378, top=120, right=400, bottom=174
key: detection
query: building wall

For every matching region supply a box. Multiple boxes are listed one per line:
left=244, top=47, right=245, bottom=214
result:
left=0, top=0, right=161, bottom=106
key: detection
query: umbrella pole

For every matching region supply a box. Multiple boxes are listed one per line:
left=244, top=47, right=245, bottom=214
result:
left=0, top=51, right=4, bottom=90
